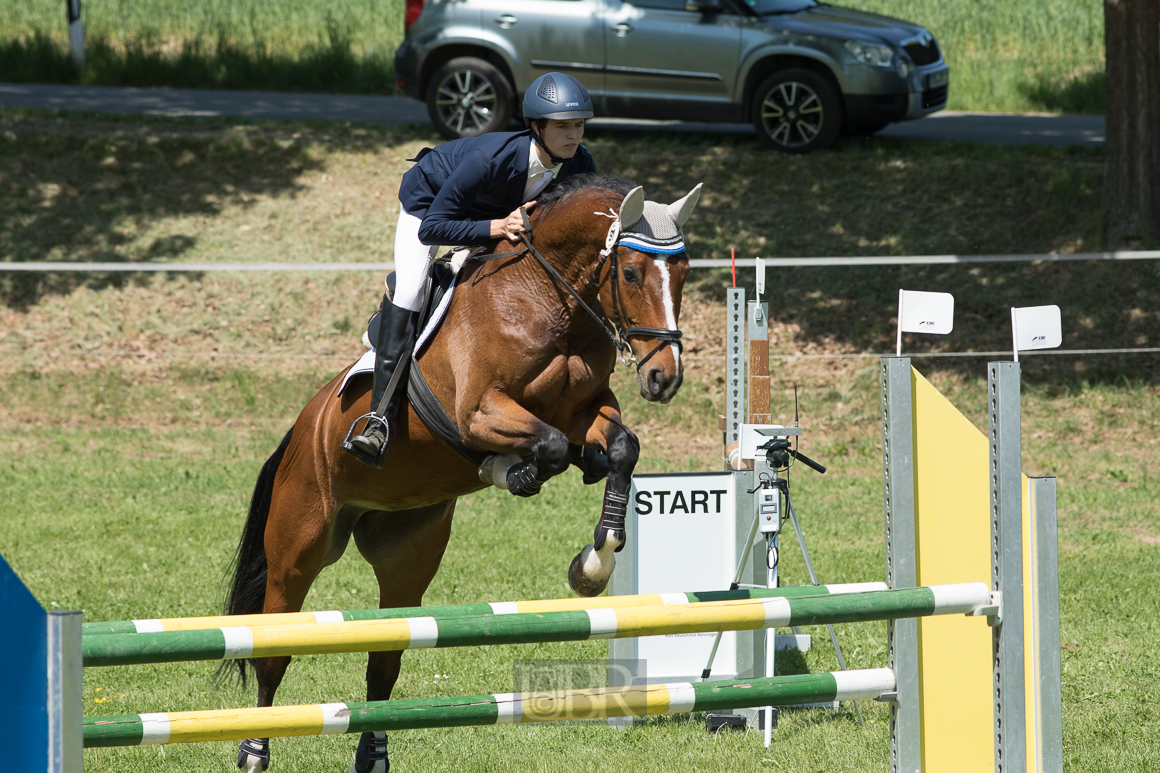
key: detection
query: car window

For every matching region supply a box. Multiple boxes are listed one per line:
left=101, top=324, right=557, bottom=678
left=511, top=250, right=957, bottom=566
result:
left=626, top=0, right=691, bottom=8
left=742, top=0, right=817, bottom=14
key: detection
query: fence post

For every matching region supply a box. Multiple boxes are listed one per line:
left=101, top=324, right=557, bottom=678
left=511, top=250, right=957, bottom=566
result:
left=48, top=610, right=84, bottom=773
left=66, top=0, right=85, bottom=70
left=989, top=361, right=1026, bottom=773
left=882, top=356, right=919, bottom=773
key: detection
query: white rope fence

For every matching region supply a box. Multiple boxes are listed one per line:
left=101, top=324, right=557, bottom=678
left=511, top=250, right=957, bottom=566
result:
left=65, top=347, right=1160, bottom=362
left=5, top=250, right=1156, bottom=361
left=2, top=250, right=1159, bottom=272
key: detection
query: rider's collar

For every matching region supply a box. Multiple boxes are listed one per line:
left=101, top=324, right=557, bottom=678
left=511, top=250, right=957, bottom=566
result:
left=528, top=143, right=561, bottom=179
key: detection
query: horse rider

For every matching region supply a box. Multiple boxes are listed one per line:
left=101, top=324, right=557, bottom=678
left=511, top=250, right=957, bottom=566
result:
left=346, top=71, right=598, bottom=466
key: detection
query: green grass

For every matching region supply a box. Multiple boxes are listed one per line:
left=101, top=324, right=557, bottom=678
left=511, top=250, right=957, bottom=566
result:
left=2, top=364, right=1158, bottom=771
left=0, top=0, right=403, bottom=95
left=3, top=0, right=1104, bottom=111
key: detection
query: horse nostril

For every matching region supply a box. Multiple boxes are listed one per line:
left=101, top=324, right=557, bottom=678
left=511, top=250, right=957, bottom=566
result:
left=648, top=368, right=666, bottom=396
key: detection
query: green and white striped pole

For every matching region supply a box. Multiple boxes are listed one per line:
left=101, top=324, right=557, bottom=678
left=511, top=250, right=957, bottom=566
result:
left=84, top=668, right=895, bottom=748
left=83, top=583, right=990, bottom=668
left=82, top=581, right=888, bottom=636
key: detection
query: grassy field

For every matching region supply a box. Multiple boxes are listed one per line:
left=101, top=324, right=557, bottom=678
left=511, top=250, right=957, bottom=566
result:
left=0, top=0, right=404, bottom=95
left=1, top=0, right=1104, bottom=113
left=1, top=112, right=1158, bottom=770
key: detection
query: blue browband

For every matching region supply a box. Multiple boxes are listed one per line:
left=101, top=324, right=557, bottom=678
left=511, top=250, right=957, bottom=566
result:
left=619, top=236, right=686, bottom=255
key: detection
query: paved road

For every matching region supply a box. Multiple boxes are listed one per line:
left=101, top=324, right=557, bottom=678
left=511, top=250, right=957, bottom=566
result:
left=0, top=82, right=1105, bottom=147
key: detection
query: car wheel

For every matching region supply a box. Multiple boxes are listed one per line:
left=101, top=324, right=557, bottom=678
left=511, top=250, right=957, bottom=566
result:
left=752, top=69, right=842, bottom=153
left=426, top=57, right=514, bottom=140
left=841, top=121, right=889, bottom=136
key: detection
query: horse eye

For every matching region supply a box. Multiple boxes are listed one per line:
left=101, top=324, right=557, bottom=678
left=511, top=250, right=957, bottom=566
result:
left=623, top=267, right=640, bottom=284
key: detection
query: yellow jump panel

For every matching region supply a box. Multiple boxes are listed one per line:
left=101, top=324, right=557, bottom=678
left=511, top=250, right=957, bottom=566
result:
left=911, top=369, right=993, bottom=772
left=911, top=368, right=1036, bottom=772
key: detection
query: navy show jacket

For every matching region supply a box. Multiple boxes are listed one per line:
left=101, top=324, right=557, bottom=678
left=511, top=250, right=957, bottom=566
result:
left=398, top=130, right=597, bottom=246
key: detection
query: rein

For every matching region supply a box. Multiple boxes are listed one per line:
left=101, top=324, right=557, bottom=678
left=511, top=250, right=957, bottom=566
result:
left=468, top=205, right=683, bottom=371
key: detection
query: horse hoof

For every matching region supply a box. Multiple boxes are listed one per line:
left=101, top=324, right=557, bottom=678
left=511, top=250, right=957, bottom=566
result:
left=568, top=542, right=616, bottom=597
left=348, top=763, right=388, bottom=773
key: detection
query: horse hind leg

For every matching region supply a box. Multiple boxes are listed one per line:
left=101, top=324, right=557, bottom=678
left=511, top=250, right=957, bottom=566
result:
left=239, top=505, right=351, bottom=771
left=348, top=500, right=457, bottom=773
left=238, top=558, right=331, bottom=772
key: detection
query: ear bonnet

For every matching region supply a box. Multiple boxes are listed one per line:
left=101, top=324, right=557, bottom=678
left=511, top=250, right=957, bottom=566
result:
left=617, top=184, right=703, bottom=255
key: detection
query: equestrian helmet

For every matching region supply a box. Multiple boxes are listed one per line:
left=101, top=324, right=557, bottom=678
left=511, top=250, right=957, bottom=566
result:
left=522, top=73, right=594, bottom=123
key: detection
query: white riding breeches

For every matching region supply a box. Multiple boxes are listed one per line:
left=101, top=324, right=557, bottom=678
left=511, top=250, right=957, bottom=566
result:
left=391, top=210, right=439, bottom=312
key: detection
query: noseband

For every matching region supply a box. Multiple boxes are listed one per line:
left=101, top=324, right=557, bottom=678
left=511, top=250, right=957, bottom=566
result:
left=473, top=206, right=683, bottom=372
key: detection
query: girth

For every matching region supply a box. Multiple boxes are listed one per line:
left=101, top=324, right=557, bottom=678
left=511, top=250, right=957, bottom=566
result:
left=406, top=355, right=490, bottom=467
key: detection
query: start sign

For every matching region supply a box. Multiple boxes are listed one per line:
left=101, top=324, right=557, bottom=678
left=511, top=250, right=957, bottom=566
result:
left=609, top=471, right=753, bottom=685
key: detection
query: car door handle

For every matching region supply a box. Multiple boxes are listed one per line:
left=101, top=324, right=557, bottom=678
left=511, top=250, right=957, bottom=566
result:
left=495, top=14, right=517, bottom=29
left=612, top=22, right=633, bottom=37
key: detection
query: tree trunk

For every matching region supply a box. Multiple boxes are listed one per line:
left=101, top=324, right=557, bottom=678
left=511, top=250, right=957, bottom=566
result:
left=1103, top=0, right=1160, bottom=248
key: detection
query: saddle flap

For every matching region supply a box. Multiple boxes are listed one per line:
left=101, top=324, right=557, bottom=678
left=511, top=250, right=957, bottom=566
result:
left=366, top=260, right=458, bottom=352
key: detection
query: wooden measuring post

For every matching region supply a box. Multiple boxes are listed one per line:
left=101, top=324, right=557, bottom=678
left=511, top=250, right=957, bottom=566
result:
left=748, top=301, right=771, bottom=424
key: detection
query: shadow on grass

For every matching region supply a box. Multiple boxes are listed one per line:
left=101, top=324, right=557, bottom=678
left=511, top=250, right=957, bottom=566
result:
left=1020, top=67, right=1105, bottom=115
left=584, top=128, right=1157, bottom=386
left=5, top=115, right=1153, bottom=385
left=0, top=112, right=433, bottom=308
left=0, top=23, right=395, bottom=95
left=691, top=259, right=1160, bottom=386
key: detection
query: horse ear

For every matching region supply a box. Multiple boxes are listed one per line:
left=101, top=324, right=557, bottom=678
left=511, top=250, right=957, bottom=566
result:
left=667, top=183, right=704, bottom=228
left=619, top=186, right=645, bottom=228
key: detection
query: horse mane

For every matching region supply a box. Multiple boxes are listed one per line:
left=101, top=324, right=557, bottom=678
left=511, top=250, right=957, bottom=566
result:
left=536, top=174, right=638, bottom=214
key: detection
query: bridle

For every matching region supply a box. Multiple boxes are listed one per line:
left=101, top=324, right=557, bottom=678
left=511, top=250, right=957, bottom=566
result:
left=472, top=204, right=684, bottom=372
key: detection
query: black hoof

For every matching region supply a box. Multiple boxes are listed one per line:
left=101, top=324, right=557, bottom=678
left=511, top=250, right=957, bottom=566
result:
left=568, top=550, right=609, bottom=597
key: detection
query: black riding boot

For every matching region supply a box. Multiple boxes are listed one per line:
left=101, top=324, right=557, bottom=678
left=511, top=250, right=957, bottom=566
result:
left=344, top=296, right=417, bottom=468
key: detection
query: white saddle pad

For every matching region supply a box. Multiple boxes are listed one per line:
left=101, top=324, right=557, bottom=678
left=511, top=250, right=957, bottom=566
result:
left=337, top=262, right=464, bottom=397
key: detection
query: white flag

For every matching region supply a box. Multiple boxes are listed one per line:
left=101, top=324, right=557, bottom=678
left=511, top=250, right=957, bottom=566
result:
left=1011, top=305, right=1062, bottom=361
left=896, top=289, right=954, bottom=355
left=756, top=257, right=766, bottom=298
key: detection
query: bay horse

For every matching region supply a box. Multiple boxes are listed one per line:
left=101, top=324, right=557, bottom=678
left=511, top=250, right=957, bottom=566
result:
left=225, top=175, right=701, bottom=772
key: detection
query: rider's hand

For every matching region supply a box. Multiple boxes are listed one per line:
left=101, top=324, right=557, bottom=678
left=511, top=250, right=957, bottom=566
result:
left=490, top=201, right=536, bottom=242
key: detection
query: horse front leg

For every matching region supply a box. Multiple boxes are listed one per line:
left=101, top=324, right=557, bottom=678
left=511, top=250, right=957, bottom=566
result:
left=566, top=389, right=640, bottom=597
left=463, top=390, right=573, bottom=496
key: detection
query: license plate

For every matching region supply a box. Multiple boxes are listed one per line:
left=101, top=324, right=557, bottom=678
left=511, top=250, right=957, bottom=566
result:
left=927, top=70, right=949, bottom=88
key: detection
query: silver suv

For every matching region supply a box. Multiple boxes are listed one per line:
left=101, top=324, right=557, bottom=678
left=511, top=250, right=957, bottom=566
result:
left=394, top=0, right=949, bottom=153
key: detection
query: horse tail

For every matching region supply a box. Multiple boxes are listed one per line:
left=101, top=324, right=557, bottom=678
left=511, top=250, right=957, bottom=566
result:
left=219, top=426, right=293, bottom=685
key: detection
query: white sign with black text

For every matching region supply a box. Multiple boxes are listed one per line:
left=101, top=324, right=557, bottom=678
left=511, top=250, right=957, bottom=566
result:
left=627, top=472, right=739, bottom=681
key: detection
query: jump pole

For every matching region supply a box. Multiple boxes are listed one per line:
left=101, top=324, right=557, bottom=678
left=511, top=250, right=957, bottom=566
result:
left=84, top=668, right=897, bottom=748
left=82, top=584, right=991, bottom=668
left=82, top=581, right=888, bottom=637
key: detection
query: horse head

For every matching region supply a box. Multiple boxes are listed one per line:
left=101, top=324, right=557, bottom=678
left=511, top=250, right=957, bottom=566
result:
left=600, top=183, right=702, bottom=404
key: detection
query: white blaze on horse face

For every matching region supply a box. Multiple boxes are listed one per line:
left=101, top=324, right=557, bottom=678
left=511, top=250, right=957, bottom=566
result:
left=653, top=258, right=682, bottom=378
